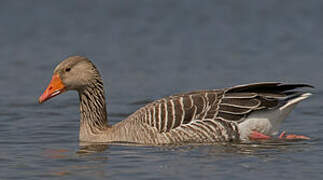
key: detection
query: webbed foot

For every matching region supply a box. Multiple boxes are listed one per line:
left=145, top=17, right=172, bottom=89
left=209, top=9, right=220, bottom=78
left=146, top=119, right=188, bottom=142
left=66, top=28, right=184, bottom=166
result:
left=279, top=131, right=310, bottom=140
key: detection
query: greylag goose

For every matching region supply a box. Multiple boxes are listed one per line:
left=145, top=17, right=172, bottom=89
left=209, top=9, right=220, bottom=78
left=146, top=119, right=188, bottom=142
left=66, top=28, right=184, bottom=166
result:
left=39, top=56, right=313, bottom=144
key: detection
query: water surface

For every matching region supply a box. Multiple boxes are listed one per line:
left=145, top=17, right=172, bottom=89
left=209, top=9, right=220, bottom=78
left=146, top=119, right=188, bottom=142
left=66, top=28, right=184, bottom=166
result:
left=0, top=1, right=322, bottom=179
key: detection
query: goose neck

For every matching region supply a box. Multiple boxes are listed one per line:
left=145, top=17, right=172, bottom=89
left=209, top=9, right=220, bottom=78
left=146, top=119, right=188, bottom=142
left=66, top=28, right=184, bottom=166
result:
left=78, top=81, right=108, bottom=136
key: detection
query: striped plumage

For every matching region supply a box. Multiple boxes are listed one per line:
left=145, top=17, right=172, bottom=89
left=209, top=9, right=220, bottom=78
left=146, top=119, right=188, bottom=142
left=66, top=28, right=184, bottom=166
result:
left=39, top=56, right=313, bottom=145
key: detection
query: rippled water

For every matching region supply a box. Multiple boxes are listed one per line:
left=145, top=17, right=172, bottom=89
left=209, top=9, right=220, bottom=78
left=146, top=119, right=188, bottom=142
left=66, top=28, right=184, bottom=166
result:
left=0, top=1, right=323, bottom=179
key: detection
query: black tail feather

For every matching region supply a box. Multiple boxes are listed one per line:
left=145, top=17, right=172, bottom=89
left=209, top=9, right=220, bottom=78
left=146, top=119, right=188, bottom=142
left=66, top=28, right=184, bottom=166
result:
left=227, top=82, right=314, bottom=94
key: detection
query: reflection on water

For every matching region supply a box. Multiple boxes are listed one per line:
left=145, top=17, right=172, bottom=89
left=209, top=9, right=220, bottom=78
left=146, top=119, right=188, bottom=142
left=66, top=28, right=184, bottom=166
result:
left=77, top=139, right=314, bottom=156
left=78, top=142, right=110, bottom=154
left=43, top=148, right=70, bottom=159
left=38, top=137, right=317, bottom=178
left=220, top=140, right=314, bottom=155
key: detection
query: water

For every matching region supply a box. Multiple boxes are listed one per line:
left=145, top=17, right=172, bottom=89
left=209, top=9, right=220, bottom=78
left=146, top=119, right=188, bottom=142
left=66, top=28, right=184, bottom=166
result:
left=0, top=0, right=322, bottom=179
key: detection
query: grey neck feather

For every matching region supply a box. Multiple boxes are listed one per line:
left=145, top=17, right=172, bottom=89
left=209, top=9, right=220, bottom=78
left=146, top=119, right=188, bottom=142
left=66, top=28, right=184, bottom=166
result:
left=78, top=77, right=108, bottom=134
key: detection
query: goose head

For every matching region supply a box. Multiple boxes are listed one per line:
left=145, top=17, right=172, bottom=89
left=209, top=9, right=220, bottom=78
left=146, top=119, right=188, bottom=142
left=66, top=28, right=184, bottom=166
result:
left=39, top=56, right=100, bottom=103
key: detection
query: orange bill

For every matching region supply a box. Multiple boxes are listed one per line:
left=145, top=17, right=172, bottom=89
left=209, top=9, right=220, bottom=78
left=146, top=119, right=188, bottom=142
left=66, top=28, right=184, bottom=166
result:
left=39, top=74, right=66, bottom=104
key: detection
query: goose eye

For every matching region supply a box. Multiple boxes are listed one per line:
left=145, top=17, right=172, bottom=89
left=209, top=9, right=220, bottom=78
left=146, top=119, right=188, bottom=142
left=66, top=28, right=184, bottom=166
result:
left=65, top=67, right=71, bottom=72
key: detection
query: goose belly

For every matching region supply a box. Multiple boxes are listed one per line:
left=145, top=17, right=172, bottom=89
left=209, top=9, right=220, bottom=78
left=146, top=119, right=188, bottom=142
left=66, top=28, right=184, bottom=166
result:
left=237, top=106, right=295, bottom=140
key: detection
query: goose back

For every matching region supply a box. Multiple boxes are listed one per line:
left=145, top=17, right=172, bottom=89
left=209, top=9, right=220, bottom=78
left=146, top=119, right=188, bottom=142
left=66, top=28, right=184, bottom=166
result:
left=123, top=82, right=312, bottom=144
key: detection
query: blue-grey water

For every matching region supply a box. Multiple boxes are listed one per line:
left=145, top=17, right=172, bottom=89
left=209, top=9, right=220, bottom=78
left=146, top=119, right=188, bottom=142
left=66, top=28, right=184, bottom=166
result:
left=0, top=0, right=323, bottom=179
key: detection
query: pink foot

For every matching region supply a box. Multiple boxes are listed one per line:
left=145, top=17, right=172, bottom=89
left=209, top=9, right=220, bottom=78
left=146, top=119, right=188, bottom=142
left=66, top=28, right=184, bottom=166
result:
left=279, top=131, right=310, bottom=140
left=249, top=131, right=271, bottom=140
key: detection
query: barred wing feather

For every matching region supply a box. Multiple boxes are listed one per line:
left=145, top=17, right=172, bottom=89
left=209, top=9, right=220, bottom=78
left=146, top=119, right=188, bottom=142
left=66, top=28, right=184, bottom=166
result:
left=139, top=82, right=313, bottom=135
